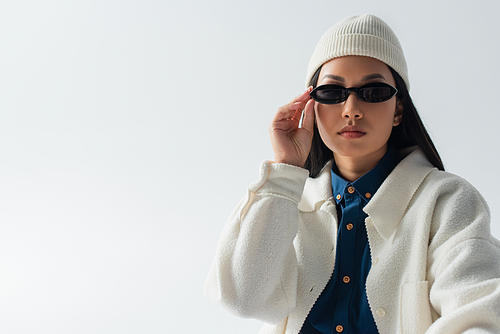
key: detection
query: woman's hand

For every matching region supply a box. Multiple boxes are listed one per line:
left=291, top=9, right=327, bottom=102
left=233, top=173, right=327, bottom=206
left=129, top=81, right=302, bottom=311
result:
left=269, top=87, right=315, bottom=168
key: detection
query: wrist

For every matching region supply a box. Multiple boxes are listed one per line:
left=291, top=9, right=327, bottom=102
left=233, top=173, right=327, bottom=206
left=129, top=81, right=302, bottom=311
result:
left=272, top=158, right=305, bottom=168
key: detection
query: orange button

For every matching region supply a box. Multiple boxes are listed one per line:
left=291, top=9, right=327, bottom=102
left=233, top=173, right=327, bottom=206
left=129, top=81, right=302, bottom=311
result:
left=347, top=186, right=355, bottom=194
left=365, top=192, right=372, bottom=198
left=336, top=325, right=344, bottom=332
left=343, top=276, right=350, bottom=283
left=336, top=194, right=342, bottom=200
left=346, top=223, right=353, bottom=230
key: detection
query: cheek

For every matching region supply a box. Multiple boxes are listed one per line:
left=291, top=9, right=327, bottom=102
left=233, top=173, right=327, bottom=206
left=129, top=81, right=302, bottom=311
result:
left=314, top=105, right=340, bottom=145
left=376, top=102, right=398, bottom=128
left=314, top=104, right=338, bottom=126
left=370, top=104, right=399, bottom=140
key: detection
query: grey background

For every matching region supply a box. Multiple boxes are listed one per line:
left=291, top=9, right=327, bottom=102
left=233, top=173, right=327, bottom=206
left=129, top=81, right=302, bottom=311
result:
left=0, top=0, right=499, bottom=333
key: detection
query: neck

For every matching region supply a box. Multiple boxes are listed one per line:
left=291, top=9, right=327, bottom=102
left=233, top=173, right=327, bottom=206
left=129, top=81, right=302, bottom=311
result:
left=333, top=146, right=388, bottom=182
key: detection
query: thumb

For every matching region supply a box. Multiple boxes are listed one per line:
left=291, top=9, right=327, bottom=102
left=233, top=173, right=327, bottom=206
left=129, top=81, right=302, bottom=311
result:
left=300, top=99, right=315, bottom=135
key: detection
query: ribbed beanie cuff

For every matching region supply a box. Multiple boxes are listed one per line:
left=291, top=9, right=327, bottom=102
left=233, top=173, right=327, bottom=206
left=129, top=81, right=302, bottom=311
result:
left=305, top=14, right=409, bottom=90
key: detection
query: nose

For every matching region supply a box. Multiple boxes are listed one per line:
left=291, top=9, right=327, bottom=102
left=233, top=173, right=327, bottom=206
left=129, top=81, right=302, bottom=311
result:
left=341, top=92, right=364, bottom=120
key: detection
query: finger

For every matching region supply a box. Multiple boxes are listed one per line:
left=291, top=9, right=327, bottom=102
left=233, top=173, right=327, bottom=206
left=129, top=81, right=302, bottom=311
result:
left=285, top=87, right=313, bottom=113
left=291, top=86, right=313, bottom=102
left=291, top=104, right=304, bottom=122
left=274, top=87, right=313, bottom=122
left=273, top=105, right=297, bottom=123
left=300, top=99, right=315, bottom=133
left=273, top=101, right=303, bottom=123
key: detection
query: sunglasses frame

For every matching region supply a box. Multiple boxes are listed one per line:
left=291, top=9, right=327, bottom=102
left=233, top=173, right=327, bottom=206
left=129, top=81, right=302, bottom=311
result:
left=309, top=82, right=398, bottom=105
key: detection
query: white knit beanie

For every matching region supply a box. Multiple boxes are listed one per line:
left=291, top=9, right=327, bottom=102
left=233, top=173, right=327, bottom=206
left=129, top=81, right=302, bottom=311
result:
left=305, top=14, right=409, bottom=90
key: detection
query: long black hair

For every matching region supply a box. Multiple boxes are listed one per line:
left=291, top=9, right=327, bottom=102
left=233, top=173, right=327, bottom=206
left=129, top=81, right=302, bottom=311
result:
left=304, top=65, right=444, bottom=177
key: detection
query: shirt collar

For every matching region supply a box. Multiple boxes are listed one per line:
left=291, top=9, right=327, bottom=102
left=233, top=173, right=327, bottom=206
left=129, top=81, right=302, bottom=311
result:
left=331, top=146, right=401, bottom=204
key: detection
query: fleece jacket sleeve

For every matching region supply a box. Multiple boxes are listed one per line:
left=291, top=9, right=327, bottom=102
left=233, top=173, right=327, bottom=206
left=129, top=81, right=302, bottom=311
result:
left=426, top=175, right=500, bottom=333
left=204, top=161, right=309, bottom=324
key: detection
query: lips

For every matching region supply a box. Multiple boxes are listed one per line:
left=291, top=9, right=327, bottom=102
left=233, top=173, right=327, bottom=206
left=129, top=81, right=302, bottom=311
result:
left=339, top=125, right=366, bottom=139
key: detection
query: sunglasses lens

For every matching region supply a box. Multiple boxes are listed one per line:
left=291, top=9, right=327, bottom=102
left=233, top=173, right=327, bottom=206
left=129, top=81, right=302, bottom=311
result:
left=310, top=83, right=397, bottom=104
left=311, top=86, right=346, bottom=104
left=358, top=84, right=396, bottom=103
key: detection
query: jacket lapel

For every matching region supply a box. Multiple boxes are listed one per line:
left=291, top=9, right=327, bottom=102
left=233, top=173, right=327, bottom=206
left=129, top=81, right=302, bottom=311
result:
left=363, top=150, right=435, bottom=240
left=298, top=150, right=435, bottom=239
left=298, top=160, right=334, bottom=212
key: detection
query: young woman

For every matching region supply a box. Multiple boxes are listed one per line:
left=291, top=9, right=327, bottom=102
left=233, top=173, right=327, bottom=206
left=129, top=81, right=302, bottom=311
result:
left=205, top=14, right=500, bottom=334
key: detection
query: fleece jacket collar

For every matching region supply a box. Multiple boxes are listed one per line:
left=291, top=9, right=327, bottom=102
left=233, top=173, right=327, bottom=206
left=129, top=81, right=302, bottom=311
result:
left=298, top=160, right=334, bottom=212
left=364, top=149, right=435, bottom=240
left=298, top=149, right=436, bottom=240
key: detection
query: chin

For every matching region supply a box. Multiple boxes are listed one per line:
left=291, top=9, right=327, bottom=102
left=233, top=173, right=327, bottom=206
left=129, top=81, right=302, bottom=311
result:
left=327, top=141, right=388, bottom=160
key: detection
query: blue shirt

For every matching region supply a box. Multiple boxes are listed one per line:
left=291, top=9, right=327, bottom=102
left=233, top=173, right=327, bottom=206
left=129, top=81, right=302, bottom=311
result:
left=301, top=147, right=401, bottom=334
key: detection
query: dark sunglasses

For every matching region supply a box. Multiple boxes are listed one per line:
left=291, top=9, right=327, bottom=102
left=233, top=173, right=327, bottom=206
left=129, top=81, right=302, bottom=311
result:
left=310, top=82, right=398, bottom=104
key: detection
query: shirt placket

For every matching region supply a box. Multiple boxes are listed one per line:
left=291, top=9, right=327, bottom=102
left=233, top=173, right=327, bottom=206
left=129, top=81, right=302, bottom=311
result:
left=332, top=185, right=360, bottom=333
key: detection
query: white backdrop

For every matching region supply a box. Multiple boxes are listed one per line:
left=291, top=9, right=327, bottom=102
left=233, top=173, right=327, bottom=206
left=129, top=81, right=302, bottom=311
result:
left=0, top=0, right=499, bottom=333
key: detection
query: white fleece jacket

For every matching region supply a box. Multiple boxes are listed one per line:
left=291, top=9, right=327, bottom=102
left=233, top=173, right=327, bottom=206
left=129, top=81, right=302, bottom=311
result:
left=205, top=149, right=500, bottom=334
